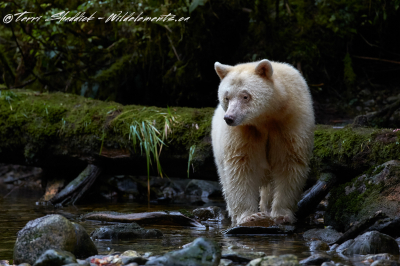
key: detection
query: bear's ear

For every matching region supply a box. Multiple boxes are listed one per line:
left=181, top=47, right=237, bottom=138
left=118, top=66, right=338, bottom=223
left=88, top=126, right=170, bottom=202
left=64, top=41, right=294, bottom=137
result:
left=255, top=59, right=273, bottom=79
left=215, top=62, right=232, bottom=80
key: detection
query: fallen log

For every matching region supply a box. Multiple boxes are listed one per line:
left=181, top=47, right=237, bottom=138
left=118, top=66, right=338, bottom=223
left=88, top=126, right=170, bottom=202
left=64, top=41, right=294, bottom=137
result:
left=49, top=164, right=102, bottom=206
left=2, top=90, right=400, bottom=213
left=81, top=211, right=205, bottom=228
left=296, top=172, right=337, bottom=221
left=0, top=89, right=216, bottom=180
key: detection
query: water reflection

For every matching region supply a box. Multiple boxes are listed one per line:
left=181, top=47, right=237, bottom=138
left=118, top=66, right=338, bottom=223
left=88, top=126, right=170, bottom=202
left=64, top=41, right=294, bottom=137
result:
left=0, top=187, right=383, bottom=266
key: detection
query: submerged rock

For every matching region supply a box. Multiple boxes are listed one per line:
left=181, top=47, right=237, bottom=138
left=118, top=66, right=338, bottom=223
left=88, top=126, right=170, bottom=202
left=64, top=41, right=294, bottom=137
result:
left=306, top=240, right=329, bottom=251
left=302, top=228, right=342, bottom=243
left=32, top=249, right=76, bottom=266
left=224, top=225, right=295, bottom=235
left=145, top=237, right=221, bottom=266
left=90, top=222, right=163, bottom=240
left=13, top=214, right=97, bottom=265
left=343, top=231, right=399, bottom=255
left=370, top=259, right=400, bottom=266
left=248, top=254, right=299, bottom=266
left=299, top=254, right=331, bottom=265
left=193, top=206, right=229, bottom=224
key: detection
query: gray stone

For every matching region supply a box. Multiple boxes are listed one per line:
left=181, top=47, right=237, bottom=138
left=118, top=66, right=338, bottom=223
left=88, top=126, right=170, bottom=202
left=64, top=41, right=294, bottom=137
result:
left=71, top=223, right=98, bottom=258
left=221, top=254, right=251, bottom=263
left=33, top=249, right=76, bottom=266
left=224, top=225, right=295, bottom=235
left=321, top=262, right=335, bottom=266
left=365, top=217, right=400, bottom=239
left=364, top=99, right=375, bottom=106
left=76, top=259, right=90, bottom=266
left=145, top=237, right=221, bottom=266
left=360, top=89, right=371, bottom=96
left=193, top=206, right=229, bottom=223
left=185, top=180, right=222, bottom=198
left=90, top=222, right=163, bottom=240
left=13, top=215, right=77, bottom=265
left=303, top=228, right=342, bottom=243
left=219, top=259, right=233, bottom=266
left=365, top=253, right=393, bottom=261
left=386, top=96, right=399, bottom=103
left=336, top=239, right=354, bottom=253
left=306, top=240, right=329, bottom=251
left=371, top=260, right=400, bottom=266
left=247, top=254, right=299, bottom=266
left=343, top=231, right=399, bottom=255
left=299, top=254, right=331, bottom=265
left=121, top=256, right=148, bottom=265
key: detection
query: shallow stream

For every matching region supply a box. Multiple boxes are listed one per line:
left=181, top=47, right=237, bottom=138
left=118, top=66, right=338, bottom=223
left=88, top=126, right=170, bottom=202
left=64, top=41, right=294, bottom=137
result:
left=0, top=187, right=392, bottom=265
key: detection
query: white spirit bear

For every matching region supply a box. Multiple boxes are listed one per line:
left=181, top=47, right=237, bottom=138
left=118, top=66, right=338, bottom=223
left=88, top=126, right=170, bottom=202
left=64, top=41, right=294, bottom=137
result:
left=211, top=59, right=314, bottom=225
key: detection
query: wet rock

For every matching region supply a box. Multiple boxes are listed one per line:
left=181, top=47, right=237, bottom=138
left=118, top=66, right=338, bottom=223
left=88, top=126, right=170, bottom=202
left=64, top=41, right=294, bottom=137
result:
left=365, top=217, right=400, bottom=238
left=325, top=160, right=400, bottom=231
left=335, top=239, right=354, bottom=253
left=306, top=240, right=329, bottom=251
left=370, top=260, right=400, bottom=266
left=360, top=89, right=371, bottom=96
left=364, top=99, right=375, bottom=107
left=185, top=180, right=222, bottom=198
left=299, top=254, right=331, bottom=265
left=386, top=96, right=399, bottom=103
left=90, top=222, right=162, bottom=240
left=365, top=253, right=393, bottom=261
left=320, top=263, right=335, bottom=266
left=109, top=175, right=140, bottom=195
left=224, top=225, right=295, bottom=235
left=121, top=250, right=140, bottom=257
left=122, top=256, right=148, bottom=265
left=13, top=214, right=97, bottom=265
left=247, top=254, right=299, bottom=266
left=219, top=259, right=233, bottom=266
left=72, top=223, right=98, bottom=258
left=302, top=228, right=342, bottom=243
left=193, top=206, right=229, bottom=224
left=343, top=231, right=399, bottom=255
left=221, top=254, right=251, bottom=263
left=145, top=237, right=221, bottom=266
left=32, top=249, right=76, bottom=266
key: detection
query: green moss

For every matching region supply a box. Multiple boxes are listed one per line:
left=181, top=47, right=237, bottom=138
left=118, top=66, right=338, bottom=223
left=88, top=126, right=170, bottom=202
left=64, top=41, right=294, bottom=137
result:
left=0, top=89, right=214, bottom=169
left=311, top=125, right=400, bottom=181
left=179, top=209, right=194, bottom=218
left=326, top=173, right=384, bottom=230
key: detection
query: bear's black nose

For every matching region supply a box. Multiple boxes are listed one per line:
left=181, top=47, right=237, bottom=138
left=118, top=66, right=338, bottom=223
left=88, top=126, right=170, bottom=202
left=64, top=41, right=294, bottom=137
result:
left=224, top=115, right=234, bottom=125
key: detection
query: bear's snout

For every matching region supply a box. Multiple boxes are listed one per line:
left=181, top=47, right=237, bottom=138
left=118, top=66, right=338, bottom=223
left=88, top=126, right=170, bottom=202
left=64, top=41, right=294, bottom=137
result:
left=224, top=115, right=235, bottom=126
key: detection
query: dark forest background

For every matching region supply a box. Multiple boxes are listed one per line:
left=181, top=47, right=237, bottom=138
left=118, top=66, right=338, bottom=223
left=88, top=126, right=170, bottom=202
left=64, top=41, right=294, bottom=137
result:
left=1, top=0, right=400, bottom=124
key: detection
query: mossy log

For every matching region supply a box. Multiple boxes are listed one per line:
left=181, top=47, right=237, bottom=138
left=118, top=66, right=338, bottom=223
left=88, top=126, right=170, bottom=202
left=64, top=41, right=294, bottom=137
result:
left=0, top=89, right=216, bottom=180
left=1, top=90, right=400, bottom=184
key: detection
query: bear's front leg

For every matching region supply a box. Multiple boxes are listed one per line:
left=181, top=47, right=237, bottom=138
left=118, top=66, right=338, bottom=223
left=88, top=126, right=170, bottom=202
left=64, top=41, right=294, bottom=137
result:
left=270, top=164, right=308, bottom=223
left=221, top=161, right=263, bottom=226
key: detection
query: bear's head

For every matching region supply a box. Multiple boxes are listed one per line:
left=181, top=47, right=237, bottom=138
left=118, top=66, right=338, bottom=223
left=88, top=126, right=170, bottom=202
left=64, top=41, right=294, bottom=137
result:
left=214, top=60, right=276, bottom=127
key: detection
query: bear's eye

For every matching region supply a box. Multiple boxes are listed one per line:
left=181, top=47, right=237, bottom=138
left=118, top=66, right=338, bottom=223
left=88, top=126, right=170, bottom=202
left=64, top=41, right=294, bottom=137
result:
left=244, top=96, right=248, bottom=100
left=225, top=97, right=229, bottom=101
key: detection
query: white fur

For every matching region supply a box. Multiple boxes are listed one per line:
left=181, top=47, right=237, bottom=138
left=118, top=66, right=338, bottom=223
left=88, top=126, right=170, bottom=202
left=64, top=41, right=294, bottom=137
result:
left=211, top=60, right=314, bottom=225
